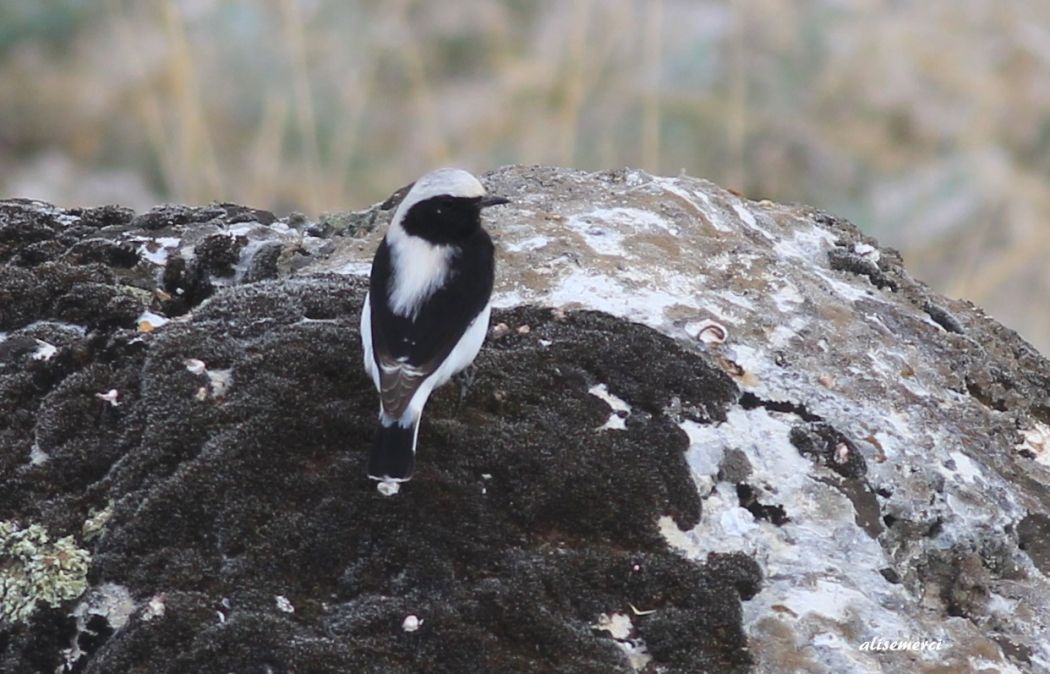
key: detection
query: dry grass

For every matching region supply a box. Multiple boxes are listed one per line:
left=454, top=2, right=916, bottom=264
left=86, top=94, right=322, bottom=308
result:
left=0, top=0, right=1047, bottom=351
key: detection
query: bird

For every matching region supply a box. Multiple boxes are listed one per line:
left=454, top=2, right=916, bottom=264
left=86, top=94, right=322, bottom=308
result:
left=360, top=168, right=508, bottom=482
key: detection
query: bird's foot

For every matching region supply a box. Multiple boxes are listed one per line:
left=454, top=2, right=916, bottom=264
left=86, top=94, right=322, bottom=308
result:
left=453, top=364, right=478, bottom=406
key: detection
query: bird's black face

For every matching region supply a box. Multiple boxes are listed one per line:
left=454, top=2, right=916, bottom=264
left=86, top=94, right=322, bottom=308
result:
left=401, top=195, right=505, bottom=245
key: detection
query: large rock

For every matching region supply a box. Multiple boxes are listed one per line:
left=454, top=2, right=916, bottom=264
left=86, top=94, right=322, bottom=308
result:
left=1, top=166, right=1048, bottom=673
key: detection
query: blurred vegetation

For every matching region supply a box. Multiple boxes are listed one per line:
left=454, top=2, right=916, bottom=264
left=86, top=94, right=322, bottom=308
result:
left=0, top=0, right=1047, bottom=352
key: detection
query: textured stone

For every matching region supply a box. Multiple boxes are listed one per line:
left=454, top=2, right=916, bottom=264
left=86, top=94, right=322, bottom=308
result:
left=2, top=165, right=1049, bottom=673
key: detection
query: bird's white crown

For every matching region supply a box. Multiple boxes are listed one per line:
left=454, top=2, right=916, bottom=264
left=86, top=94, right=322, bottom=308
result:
left=392, top=168, right=486, bottom=224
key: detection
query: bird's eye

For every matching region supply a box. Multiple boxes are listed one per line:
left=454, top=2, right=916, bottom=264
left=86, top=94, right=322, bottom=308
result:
left=435, top=208, right=443, bottom=215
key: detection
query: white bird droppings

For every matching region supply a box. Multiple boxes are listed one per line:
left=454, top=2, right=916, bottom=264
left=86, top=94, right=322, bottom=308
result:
left=206, top=369, right=231, bottom=398
left=142, top=594, right=166, bottom=622
left=592, top=612, right=652, bottom=670
left=31, top=339, right=57, bottom=361
left=593, top=612, right=632, bottom=640
left=29, top=443, right=49, bottom=466
left=588, top=383, right=631, bottom=431
left=377, top=480, right=401, bottom=496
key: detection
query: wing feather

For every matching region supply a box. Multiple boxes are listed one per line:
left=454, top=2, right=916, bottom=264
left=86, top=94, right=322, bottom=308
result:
left=377, top=356, right=434, bottom=419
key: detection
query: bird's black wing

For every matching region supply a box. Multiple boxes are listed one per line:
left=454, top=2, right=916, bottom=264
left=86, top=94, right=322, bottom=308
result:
left=368, top=231, right=494, bottom=419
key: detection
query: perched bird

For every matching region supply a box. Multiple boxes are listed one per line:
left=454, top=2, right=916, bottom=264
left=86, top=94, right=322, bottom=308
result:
left=361, top=168, right=508, bottom=482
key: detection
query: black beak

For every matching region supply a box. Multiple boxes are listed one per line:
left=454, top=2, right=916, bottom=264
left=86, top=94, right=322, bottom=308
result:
left=479, top=195, right=510, bottom=208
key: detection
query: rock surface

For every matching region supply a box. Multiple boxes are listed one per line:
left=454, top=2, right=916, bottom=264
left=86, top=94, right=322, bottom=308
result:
left=1, top=166, right=1049, bottom=673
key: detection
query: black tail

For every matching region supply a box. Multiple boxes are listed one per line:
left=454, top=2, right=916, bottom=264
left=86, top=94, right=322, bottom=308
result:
left=368, top=418, right=418, bottom=481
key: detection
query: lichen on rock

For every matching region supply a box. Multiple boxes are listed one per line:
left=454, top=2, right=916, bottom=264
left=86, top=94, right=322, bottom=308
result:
left=0, top=520, right=90, bottom=625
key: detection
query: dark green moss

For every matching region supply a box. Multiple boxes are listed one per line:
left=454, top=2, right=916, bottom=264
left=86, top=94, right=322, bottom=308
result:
left=1, top=197, right=759, bottom=672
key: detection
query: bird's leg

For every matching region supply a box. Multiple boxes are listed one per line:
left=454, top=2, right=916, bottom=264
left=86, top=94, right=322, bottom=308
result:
left=453, top=364, right=478, bottom=406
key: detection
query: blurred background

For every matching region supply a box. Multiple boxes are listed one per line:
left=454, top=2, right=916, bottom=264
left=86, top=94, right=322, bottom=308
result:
left=1, top=0, right=1047, bottom=352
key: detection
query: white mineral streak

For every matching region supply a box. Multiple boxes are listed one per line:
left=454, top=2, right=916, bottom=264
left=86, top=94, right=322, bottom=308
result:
left=317, top=168, right=1050, bottom=673
left=62, top=584, right=137, bottom=670
left=133, top=236, right=182, bottom=266
left=1017, top=422, right=1050, bottom=468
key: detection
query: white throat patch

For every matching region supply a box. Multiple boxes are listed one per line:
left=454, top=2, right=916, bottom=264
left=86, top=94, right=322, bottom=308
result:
left=386, top=234, right=453, bottom=319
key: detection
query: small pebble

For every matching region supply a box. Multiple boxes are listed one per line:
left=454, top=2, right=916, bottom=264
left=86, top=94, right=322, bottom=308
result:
left=184, top=358, right=207, bottom=375
left=95, top=389, right=120, bottom=407
left=853, top=242, right=880, bottom=261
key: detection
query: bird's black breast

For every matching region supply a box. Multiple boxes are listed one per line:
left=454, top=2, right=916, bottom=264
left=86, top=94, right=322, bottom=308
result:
left=369, top=231, right=494, bottom=369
